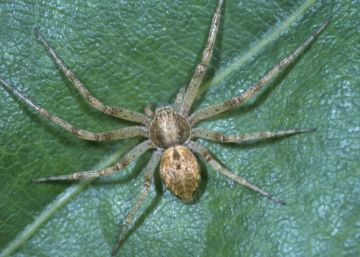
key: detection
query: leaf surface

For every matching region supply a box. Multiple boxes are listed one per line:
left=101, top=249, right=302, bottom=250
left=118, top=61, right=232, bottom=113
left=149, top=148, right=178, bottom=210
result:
left=0, top=1, right=359, bottom=256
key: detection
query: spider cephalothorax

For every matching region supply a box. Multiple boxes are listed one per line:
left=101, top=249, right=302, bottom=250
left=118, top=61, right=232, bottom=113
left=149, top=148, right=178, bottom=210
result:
left=0, top=0, right=329, bottom=255
left=149, top=107, right=191, bottom=149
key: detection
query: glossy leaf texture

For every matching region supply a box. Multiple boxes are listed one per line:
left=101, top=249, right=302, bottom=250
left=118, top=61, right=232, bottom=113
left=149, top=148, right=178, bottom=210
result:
left=0, top=1, right=359, bottom=256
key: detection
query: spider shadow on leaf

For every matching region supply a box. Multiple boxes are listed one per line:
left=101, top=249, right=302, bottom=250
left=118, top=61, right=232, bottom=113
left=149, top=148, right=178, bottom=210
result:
left=109, top=159, right=163, bottom=250
left=113, top=190, right=162, bottom=251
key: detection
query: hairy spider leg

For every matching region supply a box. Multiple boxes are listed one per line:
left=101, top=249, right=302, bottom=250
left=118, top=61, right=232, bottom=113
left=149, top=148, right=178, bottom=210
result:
left=0, top=79, right=148, bottom=141
left=173, top=87, right=186, bottom=112
left=35, top=29, right=151, bottom=125
left=189, top=21, right=330, bottom=125
left=32, top=140, right=153, bottom=182
left=192, top=128, right=315, bottom=143
left=112, top=150, right=162, bottom=256
left=180, top=0, right=224, bottom=116
left=188, top=141, right=286, bottom=205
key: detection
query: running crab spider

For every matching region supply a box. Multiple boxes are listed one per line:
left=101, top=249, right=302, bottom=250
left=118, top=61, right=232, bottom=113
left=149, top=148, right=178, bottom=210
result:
left=0, top=0, right=329, bottom=255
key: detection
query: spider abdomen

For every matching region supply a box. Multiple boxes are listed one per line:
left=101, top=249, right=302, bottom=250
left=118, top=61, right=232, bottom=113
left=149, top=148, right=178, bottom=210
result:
left=160, top=145, right=200, bottom=203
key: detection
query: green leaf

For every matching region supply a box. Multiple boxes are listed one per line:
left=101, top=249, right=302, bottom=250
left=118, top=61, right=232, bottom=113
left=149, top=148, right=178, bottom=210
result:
left=1, top=0, right=359, bottom=256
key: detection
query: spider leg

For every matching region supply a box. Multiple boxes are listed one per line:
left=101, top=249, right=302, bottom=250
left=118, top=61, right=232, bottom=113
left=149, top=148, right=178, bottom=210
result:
left=0, top=79, right=148, bottom=141
left=35, top=29, right=151, bottom=125
left=180, top=0, right=224, bottom=116
left=173, top=87, right=185, bottom=112
left=187, top=140, right=286, bottom=205
left=32, top=140, right=153, bottom=182
left=189, top=21, right=330, bottom=126
left=144, top=103, right=155, bottom=118
left=111, top=150, right=162, bottom=256
left=192, top=127, right=315, bottom=143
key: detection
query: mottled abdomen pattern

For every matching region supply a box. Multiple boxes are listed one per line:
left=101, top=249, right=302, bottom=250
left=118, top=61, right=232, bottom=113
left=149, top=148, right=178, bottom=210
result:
left=160, top=145, right=200, bottom=203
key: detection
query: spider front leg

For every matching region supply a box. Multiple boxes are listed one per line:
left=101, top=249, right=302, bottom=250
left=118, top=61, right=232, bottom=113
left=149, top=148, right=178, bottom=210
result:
left=189, top=21, right=330, bottom=125
left=180, top=0, right=224, bottom=116
left=188, top=141, right=286, bottom=205
left=111, top=150, right=162, bottom=256
left=35, top=29, right=151, bottom=125
left=173, top=87, right=185, bottom=112
left=192, top=127, right=315, bottom=143
left=0, top=79, right=148, bottom=141
left=33, top=140, right=153, bottom=182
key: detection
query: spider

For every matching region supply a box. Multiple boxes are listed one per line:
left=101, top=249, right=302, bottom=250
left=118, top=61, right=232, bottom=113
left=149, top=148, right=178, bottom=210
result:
left=0, top=0, right=329, bottom=255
